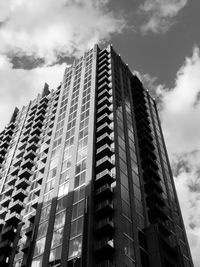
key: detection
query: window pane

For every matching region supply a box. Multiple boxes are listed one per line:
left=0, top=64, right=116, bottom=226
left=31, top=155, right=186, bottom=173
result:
left=51, top=227, right=64, bottom=248
left=54, top=211, right=66, bottom=230
left=33, top=237, right=46, bottom=257
left=68, top=236, right=82, bottom=259
left=31, top=256, right=43, bottom=267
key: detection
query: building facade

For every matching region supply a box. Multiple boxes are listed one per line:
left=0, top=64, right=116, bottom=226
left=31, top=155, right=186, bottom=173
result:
left=0, top=45, right=193, bottom=267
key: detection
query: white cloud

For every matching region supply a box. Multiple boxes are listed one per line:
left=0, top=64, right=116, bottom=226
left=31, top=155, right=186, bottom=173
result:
left=0, top=0, right=125, bottom=64
left=156, top=46, right=200, bottom=266
left=139, top=0, right=187, bottom=33
left=0, top=54, right=66, bottom=130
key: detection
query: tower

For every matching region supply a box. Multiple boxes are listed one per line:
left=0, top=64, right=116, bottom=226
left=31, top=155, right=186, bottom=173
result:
left=0, top=45, right=193, bottom=267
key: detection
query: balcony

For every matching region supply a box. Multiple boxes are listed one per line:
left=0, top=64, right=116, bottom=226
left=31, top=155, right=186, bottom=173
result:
left=38, top=100, right=48, bottom=109
left=98, top=57, right=111, bottom=68
left=28, top=134, right=40, bottom=144
left=21, top=238, right=31, bottom=253
left=9, top=199, right=24, bottom=213
left=98, top=50, right=109, bottom=61
left=95, top=184, right=113, bottom=202
left=23, top=149, right=37, bottom=161
left=31, top=197, right=38, bottom=209
left=97, top=113, right=113, bottom=126
left=24, top=223, right=33, bottom=237
left=95, top=200, right=114, bottom=218
left=5, top=211, right=21, bottom=225
left=143, top=168, right=160, bottom=183
left=0, top=240, right=13, bottom=253
left=34, top=113, right=45, bottom=122
left=98, top=88, right=112, bottom=100
left=94, top=238, right=114, bottom=260
left=0, top=196, right=11, bottom=207
left=95, top=218, right=114, bottom=237
left=140, top=141, right=155, bottom=156
left=141, top=155, right=158, bottom=171
left=148, top=204, right=168, bottom=223
left=1, top=225, right=17, bottom=240
left=98, top=61, right=111, bottom=72
left=0, top=154, right=4, bottom=163
left=0, top=255, right=8, bottom=266
left=132, top=87, right=145, bottom=98
left=26, top=141, right=38, bottom=152
left=98, top=69, right=111, bottom=80
left=6, top=176, right=16, bottom=186
left=96, top=133, right=114, bottom=147
left=144, top=178, right=163, bottom=194
left=2, top=134, right=12, bottom=142
left=97, top=106, right=113, bottom=119
left=136, top=118, right=150, bottom=130
left=12, top=188, right=27, bottom=201
left=159, top=236, right=177, bottom=257
left=27, top=210, right=36, bottom=223
left=15, top=178, right=30, bottom=190
left=139, top=133, right=154, bottom=146
left=24, top=120, right=32, bottom=130
left=97, top=96, right=112, bottom=108
left=39, top=95, right=48, bottom=104
left=158, top=222, right=171, bottom=237
left=30, top=126, right=41, bottom=136
left=18, top=167, right=33, bottom=179
left=0, top=207, right=8, bottom=218
left=98, top=80, right=111, bottom=93
left=146, top=190, right=165, bottom=208
left=96, top=144, right=114, bottom=159
left=32, top=119, right=43, bottom=129
left=18, top=141, right=26, bottom=151
left=16, top=148, right=25, bottom=159
left=0, top=140, right=9, bottom=149
left=96, top=122, right=113, bottom=137
left=21, top=158, right=34, bottom=169
left=96, top=156, right=115, bottom=173
left=95, top=169, right=115, bottom=186
left=0, top=147, right=7, bottom=156
left=2, top=185, right=14, bottom=196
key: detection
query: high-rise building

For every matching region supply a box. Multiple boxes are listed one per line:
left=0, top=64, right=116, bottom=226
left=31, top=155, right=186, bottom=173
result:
left=0, top=44, right=193, bottom=267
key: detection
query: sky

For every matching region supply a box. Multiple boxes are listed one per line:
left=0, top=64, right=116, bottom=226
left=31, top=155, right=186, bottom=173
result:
left=0, top=0, right=200, bottom=265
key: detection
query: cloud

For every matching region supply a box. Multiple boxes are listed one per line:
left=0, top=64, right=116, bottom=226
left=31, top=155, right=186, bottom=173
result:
left=0, top=0, right=125, bottom=64
left=0, top=54, right=66, bottom=130
left=139, top=0, right=187, bottom=33
left=155, top=46, right=200, bottom=266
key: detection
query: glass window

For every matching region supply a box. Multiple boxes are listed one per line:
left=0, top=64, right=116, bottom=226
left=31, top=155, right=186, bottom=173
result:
left=72, top=200, right=84, bottom=220
left=60, top=170, right=70, bottom=184
left=122, top=200, right=131, bottom=219
left=56, top=197, right=66, bottom=213
left=68, top=236, right=82, bottom=259
left=54, top=211, right=66, bottom=230
left=73, top=186, right=85, bottom=203
left=119, top=158, right=128, bottom=175
left=121, top=185, right=130, bottom=204
left=33, top=237, right=46, bottom=257
left=51, top=227, right=64, bottom=248
left=40, top=205, right=51, bottom=222
left=124, top=235, right=135, bottom=260
left=37, top=221, right=48, bottom=239
left=70, top=217, right=83, bottom=238
left=74, top=172, right=86, bottom=188
left=58, top=182, right=69, bottom=198
left=49, top=246, right=62, bottom=264
left=31, top=256, right=43, bottom=267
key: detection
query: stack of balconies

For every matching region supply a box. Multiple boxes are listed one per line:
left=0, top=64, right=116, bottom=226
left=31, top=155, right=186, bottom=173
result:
left=0, top=122, right=15, bottom=166
left=16, top=96, right=49, bottom=265
left=93, top=50, right=115, bottom=265
left=131, top=78, right=178, bottom=263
